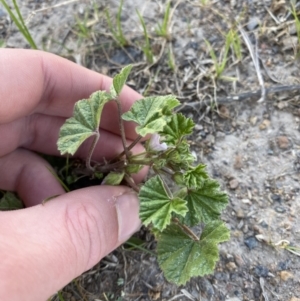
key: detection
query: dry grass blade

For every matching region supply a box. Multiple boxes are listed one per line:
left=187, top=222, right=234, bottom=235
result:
left=238, top=25, right=265, bottom=102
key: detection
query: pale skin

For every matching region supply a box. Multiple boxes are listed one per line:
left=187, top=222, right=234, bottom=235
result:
left=0, top=49, right=144, bottom=301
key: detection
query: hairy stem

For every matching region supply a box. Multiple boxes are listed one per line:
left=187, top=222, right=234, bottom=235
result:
left=94, top=160, right=126, bottom=173
left=172, top=218, right=199, bottom=241
left=86, top=132, right=99, bottom=170
left=116, top=134, right=143, bottom=159
left=124, top=174, right=140, bottom=192
left=115, top=97, right=130, bottom=159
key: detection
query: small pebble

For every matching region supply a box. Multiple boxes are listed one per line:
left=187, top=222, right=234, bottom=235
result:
left=277, top=136, right=290, bottom=149
left=250, top=116, right=258, bottom=126
left=199, top=278, right=214, bottom=298
left=229, top=179, right=239, bottom=190
left=280, top=271, right=293, bottom=281
left=277, top=260, right=290, bottom=271
left=235, top=209, right=244, bottom=218
left=225, top=298, right=242, bottom=301
left=259, top=119, right=270, bottom=130
left=244, top=236, right=258, bottom=249
left=234, top=155, right=243, bottom=169
left=290, top=297, right=300, bottom=301
left=271, top=194, right=282, bottom=203
left=255, top=265, right=269, bottom=277
left=219, top=105, right=230, bottom=118
left=247, top=16, right=260, bottom=30
left=275, top=206, right=286, bottom=213
left=226, top=262, right=237, bottom=271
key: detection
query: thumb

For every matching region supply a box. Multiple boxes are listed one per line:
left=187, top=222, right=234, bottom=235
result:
left=0, top=186, right=140, bottom=301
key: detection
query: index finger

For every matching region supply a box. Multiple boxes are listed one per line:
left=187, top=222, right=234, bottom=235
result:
left=0, top=49, right=141, bottom=138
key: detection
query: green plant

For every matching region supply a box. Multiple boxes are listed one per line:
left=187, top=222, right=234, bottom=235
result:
left=227, top=28, right=242, bottom=60
left=0, top=0, right=37, bottom=49
left=136, top=10, right=154, bottom=64
left=57, top=65, right=229, bottom=285
left=105, top=0, right=128, bottom=47
left=205, top=28, right=241, bottom=79
left=291, top=2, right=300, bottom=52
left=73, top=11, right=92, bottom=45
left=155, top=0, right=172, bottom=40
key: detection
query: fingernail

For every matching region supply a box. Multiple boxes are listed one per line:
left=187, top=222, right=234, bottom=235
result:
left=115, top=191, right=141, bottom=242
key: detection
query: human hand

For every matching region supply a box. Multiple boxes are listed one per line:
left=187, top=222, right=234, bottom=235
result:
left=0, top=49, right=142, bottom=301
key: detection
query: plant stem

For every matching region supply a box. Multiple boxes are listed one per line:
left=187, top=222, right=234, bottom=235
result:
left=94, top=160, right=126, bottom=173
left=115, top=97, right=130, bottom=159
left=115, top=134, right=143, bottom=160
left=172, top=218, right=199, bottom=241
left=86, top=132, right=99, bottom=170
left=124, top=174, right=140, bottom=192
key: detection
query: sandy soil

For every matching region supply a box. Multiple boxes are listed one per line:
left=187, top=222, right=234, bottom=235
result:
left=1, top=0, right=300, bottom=300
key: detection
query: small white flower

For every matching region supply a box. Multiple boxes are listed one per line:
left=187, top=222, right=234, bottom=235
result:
left=149, top=133, right=168, bottom=151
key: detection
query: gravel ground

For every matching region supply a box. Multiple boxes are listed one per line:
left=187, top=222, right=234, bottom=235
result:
left=1, top=0, right=300, bottom=300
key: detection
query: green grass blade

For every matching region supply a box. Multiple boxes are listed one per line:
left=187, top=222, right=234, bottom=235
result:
left=0, top=0, right=37, bottom=49
left=136, top=9, right=153, bottom=63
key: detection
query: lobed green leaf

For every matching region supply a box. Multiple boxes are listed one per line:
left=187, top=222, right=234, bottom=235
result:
left=157, top=221, right=230, bottom=285
left=183, top=179, right=228, bottom=226
left=139, top=175, right=188, bottom=231
left=160, top=113, right=195, bottom=145
left=183, top=164, right=208, bottom=188
left=112, top=64, right=133, bottom=96
left=57, top=91, right=111, bottom=155
left=122, top=95, right=180, bottom=136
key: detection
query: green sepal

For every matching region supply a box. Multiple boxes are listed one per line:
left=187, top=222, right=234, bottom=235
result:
left=139, top=175, right=188, bottom=231
left=122, top=95, right=180, bottom=137
left=102, top=171, right=125, bottom=185
left=157, top=221, right=230, bottom=285
left=57, top=91, right=111, bottom=155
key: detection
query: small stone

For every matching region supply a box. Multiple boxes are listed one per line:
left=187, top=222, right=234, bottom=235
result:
left=218, top=105, right=230, bottom=118
left=275, top=206, right=286, bottom=213
left=277, top=260, right=291, bottom=271
left=226, top=262, right=237, bottom=271
left=277, top=136, right=290, bottom=149
left=195, top=124, right=203, bottom=131
left=199, top=278, right=214, bottom=298
left=255, top=265, right=269, bottom=277
left=234, top=254, right=245, bottom=267
left=247, top=16, right=260, bottom=30
left=229, top=179, right=239, bottom=190
left=290, top=297, right=300, bottom=301
left=205, top=134, right=215, bottom=144
left=250, top=116, right=258, bottom=126
left=271, top=194, right=282, bottom=203
left=214, top=272, right=230, bottom=281
left=216, top=131, right=225, bottom=138
left=280, top=271, right=293, bottom=281
left=234, top=154, right=243, bottom=169
left=259, top=119, right=270, bottom=130
left=225, top=298, right=242, bottom=301
left=235, top=209, right=244, bottom=218
left=244, top=236, right=258, bottom=249
left=276, top=101, right=288, bottom=109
